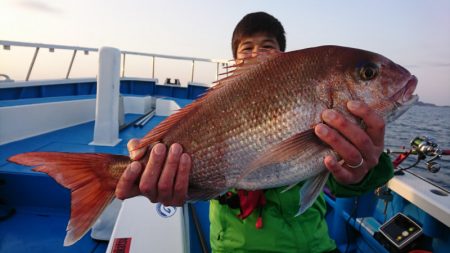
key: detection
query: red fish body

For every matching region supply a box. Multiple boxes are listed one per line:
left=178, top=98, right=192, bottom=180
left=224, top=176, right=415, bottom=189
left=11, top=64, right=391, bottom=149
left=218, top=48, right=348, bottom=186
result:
left=8, top=45, right=418, bottom=245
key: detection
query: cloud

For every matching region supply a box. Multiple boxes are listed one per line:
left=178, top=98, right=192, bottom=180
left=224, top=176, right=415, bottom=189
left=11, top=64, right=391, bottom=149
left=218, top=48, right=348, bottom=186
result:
left=17, top=0, right=62, bottom=14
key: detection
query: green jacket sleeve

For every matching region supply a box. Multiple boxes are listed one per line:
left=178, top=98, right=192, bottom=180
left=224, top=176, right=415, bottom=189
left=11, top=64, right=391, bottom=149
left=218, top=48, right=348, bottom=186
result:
left=326, top=152, right=394, bottom=197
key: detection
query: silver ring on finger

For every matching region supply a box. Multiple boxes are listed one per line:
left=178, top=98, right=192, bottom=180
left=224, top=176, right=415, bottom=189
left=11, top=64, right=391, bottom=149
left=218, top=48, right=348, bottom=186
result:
left=345, top=158, right=364, bottom=169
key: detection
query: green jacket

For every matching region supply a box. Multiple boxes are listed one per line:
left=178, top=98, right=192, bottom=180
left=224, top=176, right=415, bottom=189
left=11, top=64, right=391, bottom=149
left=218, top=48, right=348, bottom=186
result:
left=209, top=153, right=394, bottom=253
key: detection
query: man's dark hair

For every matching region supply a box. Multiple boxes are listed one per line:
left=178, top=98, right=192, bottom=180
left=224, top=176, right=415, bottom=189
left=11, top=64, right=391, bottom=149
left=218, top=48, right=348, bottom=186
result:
left=231, top=12, right=286, bottom=59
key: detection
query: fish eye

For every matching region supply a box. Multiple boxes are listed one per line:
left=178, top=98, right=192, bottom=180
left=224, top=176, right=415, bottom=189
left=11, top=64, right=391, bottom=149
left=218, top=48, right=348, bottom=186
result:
left=359, top=63, right=379, bottom=81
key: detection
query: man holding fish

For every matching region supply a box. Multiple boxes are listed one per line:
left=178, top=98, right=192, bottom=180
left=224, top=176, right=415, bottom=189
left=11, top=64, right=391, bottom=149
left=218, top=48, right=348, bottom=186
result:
left=11, top=11, right=417, bottom=250
left=116, top=12, right=396, bottom=253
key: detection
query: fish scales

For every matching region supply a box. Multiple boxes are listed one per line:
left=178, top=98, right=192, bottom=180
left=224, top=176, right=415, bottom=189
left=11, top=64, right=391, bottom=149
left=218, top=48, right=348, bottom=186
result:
left=162, top=50, right=335, bottom=196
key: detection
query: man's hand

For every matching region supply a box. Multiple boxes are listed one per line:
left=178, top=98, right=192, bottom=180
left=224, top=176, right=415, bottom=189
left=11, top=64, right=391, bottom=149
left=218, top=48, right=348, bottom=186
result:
left=115, top=139, right=192, bottom=206
left=314, top=101, right=385, bottom=185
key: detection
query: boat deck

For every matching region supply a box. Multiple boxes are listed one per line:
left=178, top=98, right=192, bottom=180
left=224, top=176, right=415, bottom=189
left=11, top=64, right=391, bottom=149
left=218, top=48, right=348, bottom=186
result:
left=0, top=114, right=132, bottom=251
left=0, top=104, right=209, bottom=252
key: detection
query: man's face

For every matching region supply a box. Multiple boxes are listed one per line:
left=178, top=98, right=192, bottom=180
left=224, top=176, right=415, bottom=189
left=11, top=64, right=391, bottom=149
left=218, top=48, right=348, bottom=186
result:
left=236, top=33, right=280, bottom=60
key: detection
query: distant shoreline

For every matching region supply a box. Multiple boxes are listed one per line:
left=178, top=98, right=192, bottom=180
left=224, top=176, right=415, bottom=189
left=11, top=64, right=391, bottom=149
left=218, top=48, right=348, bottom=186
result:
left=415, top=101, right=450, bottom=108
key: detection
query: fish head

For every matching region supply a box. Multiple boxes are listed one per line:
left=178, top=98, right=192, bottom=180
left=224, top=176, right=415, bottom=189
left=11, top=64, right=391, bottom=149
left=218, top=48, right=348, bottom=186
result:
left=324, top=46, right=418, bottom=123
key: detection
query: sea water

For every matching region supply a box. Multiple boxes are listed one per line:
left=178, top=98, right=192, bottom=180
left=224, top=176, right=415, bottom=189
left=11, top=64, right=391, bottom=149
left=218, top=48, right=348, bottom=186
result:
left=385, top=105, right=450, bottom=192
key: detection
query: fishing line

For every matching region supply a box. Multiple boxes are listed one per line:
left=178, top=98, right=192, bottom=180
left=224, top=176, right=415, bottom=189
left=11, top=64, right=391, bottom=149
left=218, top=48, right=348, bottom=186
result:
left=189, top=203, right=209, bottom=253
left=356, top=217, right=379, bottom=253
left=344, top=197, right=359, bottom=253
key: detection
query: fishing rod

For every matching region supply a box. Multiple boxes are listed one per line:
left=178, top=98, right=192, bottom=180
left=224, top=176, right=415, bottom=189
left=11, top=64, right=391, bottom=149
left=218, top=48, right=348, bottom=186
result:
left=385, top=135, right=450, bottom=175
left=375, top=134, right=450, bottom=215
left=119, top=109, right=155, bottom=131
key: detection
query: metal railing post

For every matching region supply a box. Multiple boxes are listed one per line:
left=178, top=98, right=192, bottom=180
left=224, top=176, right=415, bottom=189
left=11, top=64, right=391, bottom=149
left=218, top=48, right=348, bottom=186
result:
left=191, top=60, right=195, bottom=83
left=121, top=52, right=126, bottom=78
left=26, top=47, right=40, bottom=81
left=216, top=62, right=220, bottom=81
left=152, top=56, right=155, bottom=79
left=66, top=50, right=77, bottom=79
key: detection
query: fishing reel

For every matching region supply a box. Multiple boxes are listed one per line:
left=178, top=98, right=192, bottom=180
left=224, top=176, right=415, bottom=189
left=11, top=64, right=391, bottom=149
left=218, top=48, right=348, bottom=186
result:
left=409, top=136, right=442, bottom=173
left=387, top=135, right=448, bottom=175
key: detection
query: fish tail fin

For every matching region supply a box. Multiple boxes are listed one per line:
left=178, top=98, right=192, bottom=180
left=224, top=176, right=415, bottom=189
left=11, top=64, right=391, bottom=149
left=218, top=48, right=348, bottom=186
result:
left=8, top=152, right=130, bottom=246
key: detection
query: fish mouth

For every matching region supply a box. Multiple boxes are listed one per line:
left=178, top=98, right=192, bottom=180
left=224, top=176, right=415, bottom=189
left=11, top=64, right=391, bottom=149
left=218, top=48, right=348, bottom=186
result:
left=390, top=75, right=418, bottom=104
left=385, top=75, right=418, bottom=122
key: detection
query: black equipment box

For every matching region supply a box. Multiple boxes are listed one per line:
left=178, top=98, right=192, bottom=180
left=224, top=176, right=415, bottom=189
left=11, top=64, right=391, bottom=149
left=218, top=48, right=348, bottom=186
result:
left=378, top=212, right=423, bottom=250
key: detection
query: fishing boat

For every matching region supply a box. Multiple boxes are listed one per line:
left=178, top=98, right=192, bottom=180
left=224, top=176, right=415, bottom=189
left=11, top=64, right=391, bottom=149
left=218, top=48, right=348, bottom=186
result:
left=0, top=40, right=449, bottom=253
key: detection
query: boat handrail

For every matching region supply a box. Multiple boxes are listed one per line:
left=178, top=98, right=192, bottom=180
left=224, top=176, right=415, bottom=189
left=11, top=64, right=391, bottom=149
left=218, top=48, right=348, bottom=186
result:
left=0, top=40, right=98, bottom=52
left=0, top=40, right=230, bottom=84
left=0, top=73, right=13, bottom=82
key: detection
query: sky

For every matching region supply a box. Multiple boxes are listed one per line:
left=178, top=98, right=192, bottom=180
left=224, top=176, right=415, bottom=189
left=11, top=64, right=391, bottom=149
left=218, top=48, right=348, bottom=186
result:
left=0, top=0, right=449, bottom=106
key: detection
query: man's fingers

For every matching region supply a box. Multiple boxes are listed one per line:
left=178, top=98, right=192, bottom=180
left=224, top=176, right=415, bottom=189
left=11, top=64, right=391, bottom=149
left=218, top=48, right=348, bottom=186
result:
left=315, top=123, right=363, bottom=168
left=347, top=101, right=385, bottom=147
left=127, top=138, right=147, bottom=161
left=139, top=143, right=167, bottom=201
left=115, top=161, right=142, bottom=199
left=157, top=144, right=183, bottom=204
left=324, top=156, right=352, bottom=184
left=316, top=102, right=386, bottom=185
left=323, top=156, right=366, bottom=185
left=320, top=109, right=374, bottom=159
left=171, top=153, right=192, bottom=206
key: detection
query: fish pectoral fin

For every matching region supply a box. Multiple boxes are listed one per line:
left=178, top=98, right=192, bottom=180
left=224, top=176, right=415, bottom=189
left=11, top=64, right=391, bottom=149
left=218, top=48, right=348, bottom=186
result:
left=295, top=170, right=330, bottom=216
left=280, top=182, right=300, bottom=193
left=237, top=129, right=326, bottom=182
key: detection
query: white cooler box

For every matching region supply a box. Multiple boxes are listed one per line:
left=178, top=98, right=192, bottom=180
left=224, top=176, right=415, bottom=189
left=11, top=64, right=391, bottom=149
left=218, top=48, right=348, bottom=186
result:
left=104, top=196, right=189, bottom=253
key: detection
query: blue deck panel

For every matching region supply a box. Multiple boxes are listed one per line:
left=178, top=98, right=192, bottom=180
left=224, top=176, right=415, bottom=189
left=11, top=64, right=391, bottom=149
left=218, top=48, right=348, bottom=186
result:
left=0, top=80, right=208, bottom=101
left=0, top=82, right=97, bottom=101
left=0, top=210, right=107, bottom=253
left=0, top=114, right=132, bottom=167
left=120, top=80, right=155, bottom=95
left=0, top=95, right=96, bottom=107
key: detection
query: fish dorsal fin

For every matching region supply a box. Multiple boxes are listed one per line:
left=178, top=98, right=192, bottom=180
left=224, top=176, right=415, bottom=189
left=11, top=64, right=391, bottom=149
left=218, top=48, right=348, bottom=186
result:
left=218, top=49, right=282, bottom=79
left=135, top=99, right=208, bottom=149
left=134, top=84, right=229, bottom=149
left=135, top=50, right=282, bottom=150
left=237, top=129, right=326, bottom=182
